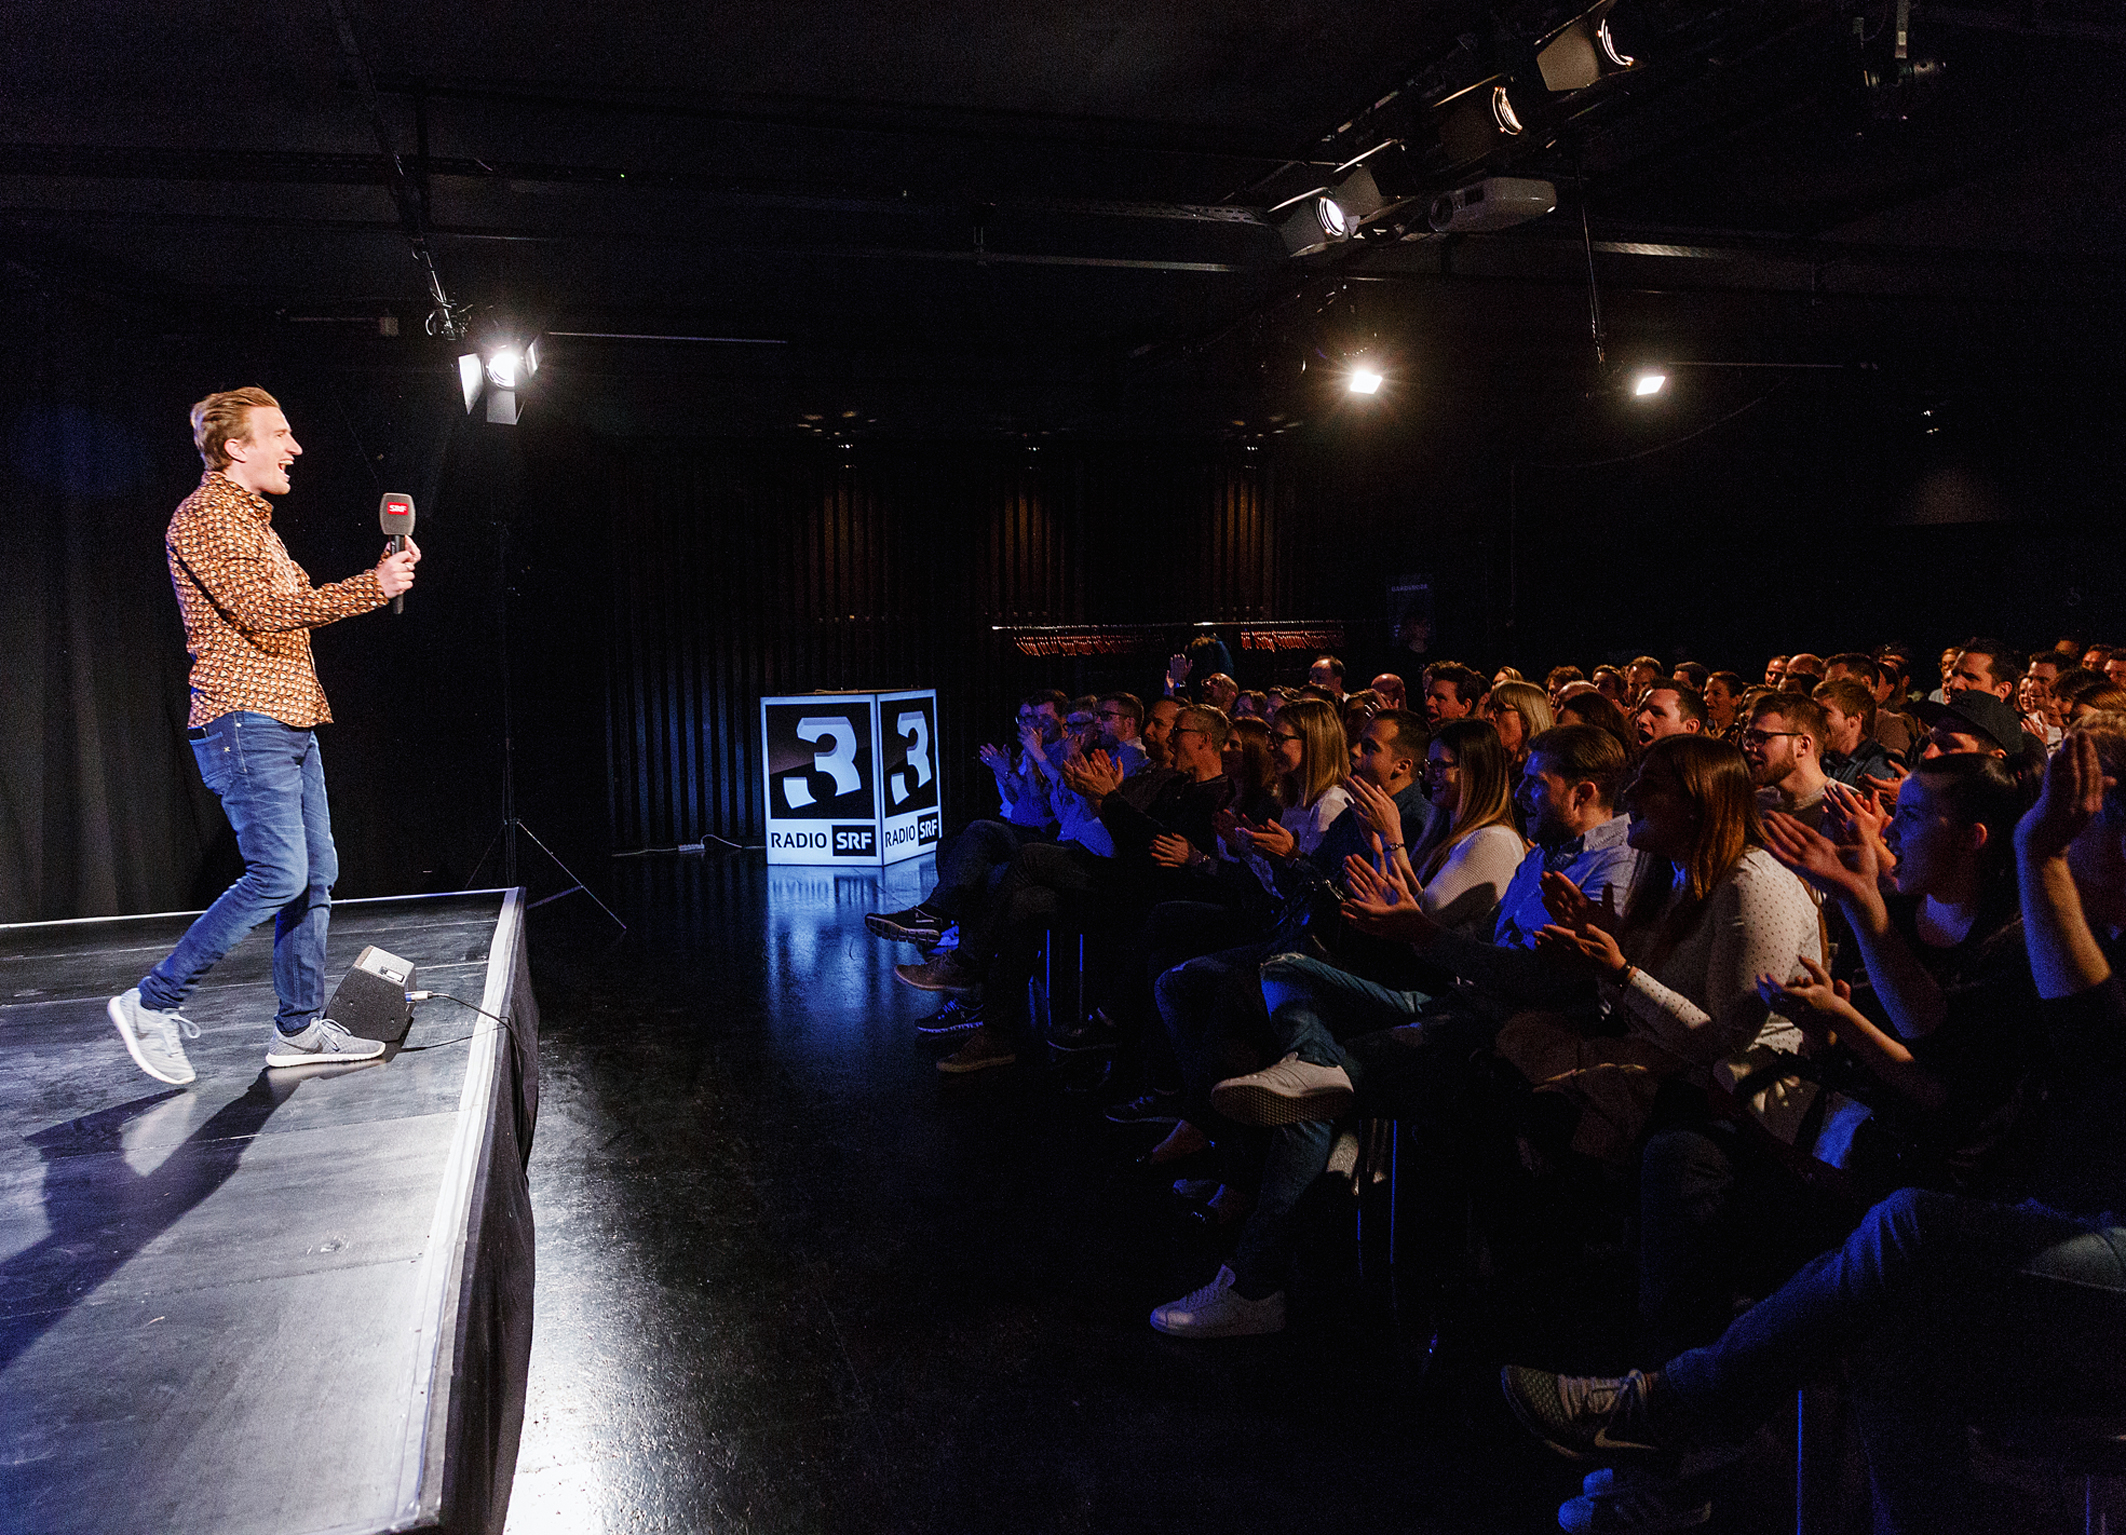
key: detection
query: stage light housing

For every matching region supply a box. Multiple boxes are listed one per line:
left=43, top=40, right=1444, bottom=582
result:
left=1332, top=166, right=1384, bottom=224
left=1536, top=2, right=1641, bottom=91
left=1348, top=367, right=1385, bottom=396
left=1633, top=370, right=1668, bottom=397
left=458, top=354, right=483, bottom=415
left=1492, top=85, right=1526, bottom=136
left=486, top=348, right=522, bottom=390
left=1278, top=193, right=1353, bottom=257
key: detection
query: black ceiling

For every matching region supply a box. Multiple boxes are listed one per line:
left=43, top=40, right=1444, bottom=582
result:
left=9, top=0, right=2126, bottom=436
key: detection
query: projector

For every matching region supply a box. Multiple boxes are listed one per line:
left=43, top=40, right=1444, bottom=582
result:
left=1428, top=177, right=1558, bottom=234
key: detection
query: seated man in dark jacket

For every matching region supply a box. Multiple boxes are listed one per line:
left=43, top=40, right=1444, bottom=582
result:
left=909, top=705, right=1235, bottom=1075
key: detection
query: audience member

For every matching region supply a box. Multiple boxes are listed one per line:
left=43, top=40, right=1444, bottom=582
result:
left=1500, top=726, right=2126, bottom=1535
left=1546, top=665, right=1586, bottom=705
left=1813, top=676, right=1895, bottom=788
left=1947, top=639, right=2022, bottom=704
left=1625, top=655, right=1667, bottom=698
left=1702, top=671, right=1745, bottom=738
left=1369, top=672, right=1406, bottom=710
left=1632, top=683, right=1707, bottom=749
left=1762, top=656, right=1788, bottom=690
left=1423, top=662, right=1488, bottom=725
left=1482, top=679, right=1557, bottom=773
left=1674, top=661, right=1709, bottom=692
left=1308, top=654, right=1347, bottom=702
left=1742, top=692, right=1830, bottom=829
left=1593, top=665, right=1629, bottom=704
left=1558, top=689, right=1634, bottom=753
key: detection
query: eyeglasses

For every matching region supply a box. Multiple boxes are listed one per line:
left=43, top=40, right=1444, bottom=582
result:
left=1741, top=728, right=1802, bottom=747
left=1172, top=726, right=1208, bottom=741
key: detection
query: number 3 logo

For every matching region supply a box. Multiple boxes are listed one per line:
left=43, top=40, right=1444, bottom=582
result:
left=888, top=710, right=933, bottom=807
left=782, top=715, right=863, bottom=809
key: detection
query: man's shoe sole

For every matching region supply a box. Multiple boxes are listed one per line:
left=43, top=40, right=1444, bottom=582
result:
left=109, top=996, right=195, bottom=1086
left=866, top=914, right=943, bottom=944
left=265, top=1039, right=386, bottom=1068
left=915, top=1014, right=984, bottom=1037
left=1209, top=1080, right=1353, bottom=1127
left=1105, top=1098, right=1183, bottom=1125
left=895, top=965, right=978, bottom=994
left=937, top=1049, right=1016, bottom=1075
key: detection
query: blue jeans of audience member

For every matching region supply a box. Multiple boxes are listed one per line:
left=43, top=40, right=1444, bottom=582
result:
left=1663, top=1186, right=2126, bottom=1532
left=1231, top=954, right=1496, bottom=1295
left=138, top=712, right=337, bottom=1036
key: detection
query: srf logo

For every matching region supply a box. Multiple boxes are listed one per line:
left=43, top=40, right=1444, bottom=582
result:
left=832, top=824, right=877, bottom=857
left=880, top=697, right=939, bottom=812
left=763, top=705, right=874, bottom=820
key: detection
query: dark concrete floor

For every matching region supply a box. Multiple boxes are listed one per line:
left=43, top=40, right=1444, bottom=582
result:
left=501, top=855, right=1795, bottom=1535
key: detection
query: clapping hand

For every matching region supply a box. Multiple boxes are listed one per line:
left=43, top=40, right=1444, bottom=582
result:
left=2018, top=729, right=2110, bottom=864
left=1243, top=816, right=1297, bottom=861
left=1062, top=747, right=1125, bottom=800
left=1861, top=758, right=1910, bottom=806
left=1821, top=780, right=1896, bottom=881
left=1756, top=956, right=1858, bottom=1052
left=1533, top=918, right=1629, bottom=978
left=1151, top=833, right=1197, bottom=869
left=1339, top=835, right=1436, bottom=943
left=978, top=741, right=1010, bottom=774
left=1762, top=808, right=1879, bottom=907
left=1167, top=653, right=1193, bottom=690
left=1539, top=871, right=1618, bottom=934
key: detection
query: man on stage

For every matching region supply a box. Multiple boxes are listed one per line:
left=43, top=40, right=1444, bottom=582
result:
left=108, top=387, right=420, bottom=1085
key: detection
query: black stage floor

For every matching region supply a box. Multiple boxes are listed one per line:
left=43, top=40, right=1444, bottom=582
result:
left=1, top=891, right=534, bottom=1535
left=500, top=857, right=1765, bottom=1535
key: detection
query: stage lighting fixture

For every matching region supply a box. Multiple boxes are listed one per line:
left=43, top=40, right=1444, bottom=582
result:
left=1633, top=370, right=1668, bottom=397
left=1437, top=78, right=1537, bottom=163
left=1332, top=165, right=1385, bottom=224
left=1536, top=2, right=1640, bottom=91
left=1492, top=85, right=1526, bottom=136
left=1278, top=192, right=1353, bottom=257
left=486, top=348, right=522, bottom=390
left=1348, top=367, right=1385, bottom=396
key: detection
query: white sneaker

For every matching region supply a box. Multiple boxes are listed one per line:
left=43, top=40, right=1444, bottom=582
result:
left=109, top=989, right=199, bottom=1086
left=1149, top=1265, right=1286, bottom=1338
left=1210, top=1052, right=1354, bottom=1126
left=265, top=1017, right=386, bottom=1068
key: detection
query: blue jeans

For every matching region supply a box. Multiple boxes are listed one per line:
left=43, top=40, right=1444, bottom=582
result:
left=139, top=713, right=337, bottom=1035
left=1232, top=955, right=1471, bottom=1292
left=1664, top=1187, right=2126, bottom=1531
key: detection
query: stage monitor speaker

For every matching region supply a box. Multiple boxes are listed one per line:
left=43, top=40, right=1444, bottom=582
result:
left=328, top=945, right=418, bottom=1043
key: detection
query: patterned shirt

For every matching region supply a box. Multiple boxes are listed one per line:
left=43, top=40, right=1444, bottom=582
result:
left=166, top=471, right=386, bottom=728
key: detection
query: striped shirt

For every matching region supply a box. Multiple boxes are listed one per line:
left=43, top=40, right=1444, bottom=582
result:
left=165, top=471, right=385, bottom=728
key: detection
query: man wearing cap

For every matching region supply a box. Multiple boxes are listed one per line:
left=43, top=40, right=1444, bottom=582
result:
left=1915, top=692, right=2030, bottom=761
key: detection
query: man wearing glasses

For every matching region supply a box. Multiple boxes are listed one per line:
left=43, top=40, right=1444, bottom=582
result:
left=1741, top=694, right=1831, bottom=831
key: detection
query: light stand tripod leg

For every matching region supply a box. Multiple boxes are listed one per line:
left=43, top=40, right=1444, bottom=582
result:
left=513, top=820, right=627, bottom=931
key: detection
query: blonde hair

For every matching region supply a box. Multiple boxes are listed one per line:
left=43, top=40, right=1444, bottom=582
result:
left=1486, top=680, right=1556, bottom=752
left=191, top=387, right=280, bottom=471
left=1275, top=697, right=1349, bottom=809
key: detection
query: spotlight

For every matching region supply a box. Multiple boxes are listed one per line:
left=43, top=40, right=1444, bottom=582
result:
left=1437, top=77, right=1538, bottom=163
left=1491, top=85, right=1525, bottom=136
left=1536, top=2, right=1641, bottom=91
left=1277, top=193, right=1353, bottom=257
left=459, top=335, right=543, bottom=425
left=1348, top=368, right=1385, bottom=396
left=1632, top=370, right=1668, bottom=397
left=1332, top=166, right=1384, bottom=224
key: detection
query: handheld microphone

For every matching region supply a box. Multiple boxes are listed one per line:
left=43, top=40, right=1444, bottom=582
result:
left=379, top=493, right=416, bottom=614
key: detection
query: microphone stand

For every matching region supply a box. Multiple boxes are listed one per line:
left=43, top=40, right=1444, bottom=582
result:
left=464, top=510, right=625, bottom=932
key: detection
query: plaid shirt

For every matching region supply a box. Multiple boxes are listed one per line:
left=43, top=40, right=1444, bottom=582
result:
left=166, top=471, right=385, bottom=728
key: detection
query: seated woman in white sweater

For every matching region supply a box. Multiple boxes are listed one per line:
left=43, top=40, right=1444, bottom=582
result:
left=1365, top=717, right=1529, bottom=938
left=1512, top=733, right=1820, bottom=1161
